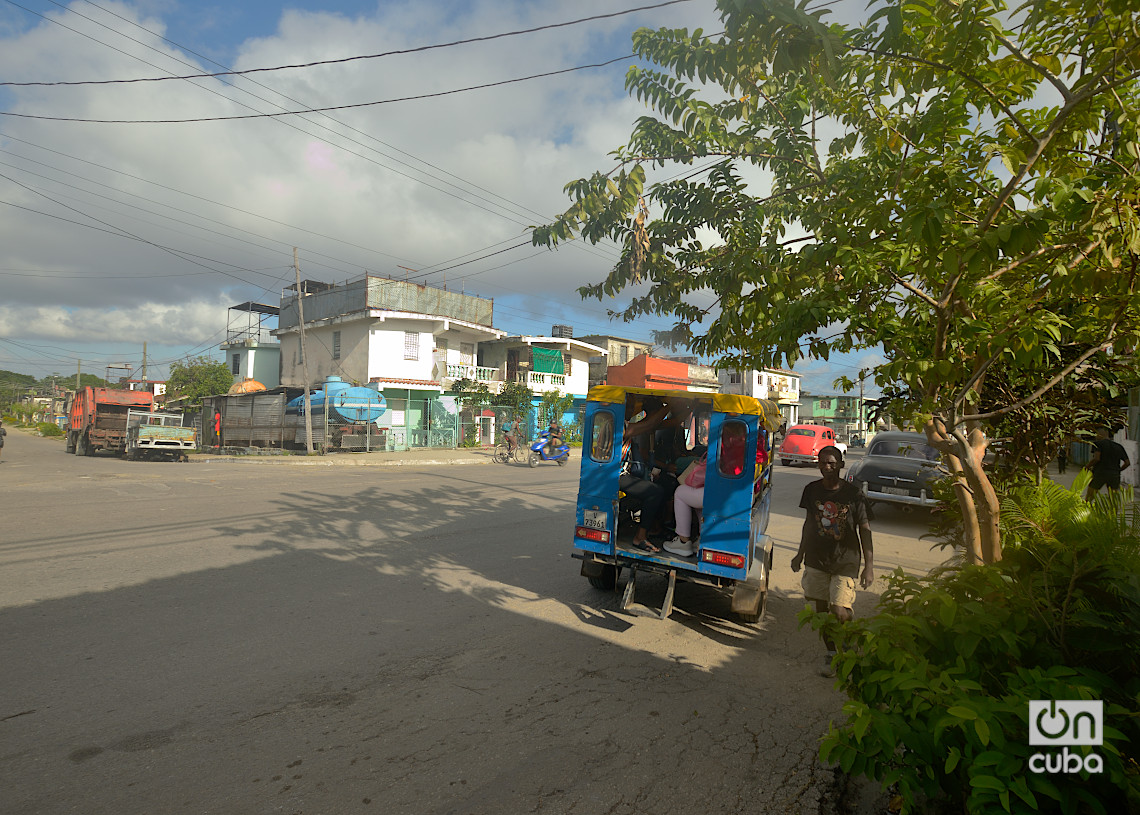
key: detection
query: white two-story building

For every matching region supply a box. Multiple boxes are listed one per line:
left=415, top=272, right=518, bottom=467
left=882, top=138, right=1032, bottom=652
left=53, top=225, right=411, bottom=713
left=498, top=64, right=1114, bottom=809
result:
left=718, top=366, right=801, bottom=427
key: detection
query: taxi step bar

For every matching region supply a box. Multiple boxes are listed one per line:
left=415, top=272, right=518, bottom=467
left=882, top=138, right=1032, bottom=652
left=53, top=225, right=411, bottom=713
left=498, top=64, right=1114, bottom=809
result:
left=620, top=566, right=677, bottom=620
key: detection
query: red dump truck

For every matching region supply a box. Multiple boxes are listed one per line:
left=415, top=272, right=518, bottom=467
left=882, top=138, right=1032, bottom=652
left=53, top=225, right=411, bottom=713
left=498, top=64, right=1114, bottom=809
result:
left=66, top=387, right=155, bottom=456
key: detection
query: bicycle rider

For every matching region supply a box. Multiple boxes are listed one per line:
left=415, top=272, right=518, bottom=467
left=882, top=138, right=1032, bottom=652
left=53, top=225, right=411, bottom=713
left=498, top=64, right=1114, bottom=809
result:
left=504, top=416, right=522, bottom=456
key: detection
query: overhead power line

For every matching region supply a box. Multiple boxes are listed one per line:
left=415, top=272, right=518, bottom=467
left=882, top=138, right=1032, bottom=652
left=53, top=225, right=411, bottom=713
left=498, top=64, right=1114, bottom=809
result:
left=0, top=0, right=694, bottom=87
left=0, top=54, right=638, bottom=124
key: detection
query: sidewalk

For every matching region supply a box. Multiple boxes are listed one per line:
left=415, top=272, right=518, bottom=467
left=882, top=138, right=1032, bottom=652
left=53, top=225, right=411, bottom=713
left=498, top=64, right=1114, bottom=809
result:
left=188, top=445, right=502, bottom=467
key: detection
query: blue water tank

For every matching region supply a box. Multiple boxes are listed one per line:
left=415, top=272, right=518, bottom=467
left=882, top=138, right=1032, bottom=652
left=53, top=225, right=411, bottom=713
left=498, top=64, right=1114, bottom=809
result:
left=286, top=376, right=387, bottom=422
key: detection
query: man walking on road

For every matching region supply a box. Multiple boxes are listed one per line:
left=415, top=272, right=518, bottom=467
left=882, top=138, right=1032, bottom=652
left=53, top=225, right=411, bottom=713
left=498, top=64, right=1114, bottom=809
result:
left=1085, top=427, right=1130, bottom=500
left=791, top=446, right=874, bottom=678
left=0, top=418, right=6, bottom=462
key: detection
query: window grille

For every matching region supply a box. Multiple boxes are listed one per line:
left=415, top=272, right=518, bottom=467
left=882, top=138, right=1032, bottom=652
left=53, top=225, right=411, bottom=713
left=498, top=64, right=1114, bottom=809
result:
left=404, top=332, right=419, bottom=360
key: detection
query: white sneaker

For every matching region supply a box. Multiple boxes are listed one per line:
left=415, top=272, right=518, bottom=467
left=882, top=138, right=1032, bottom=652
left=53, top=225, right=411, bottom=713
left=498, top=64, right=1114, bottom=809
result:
left=663, top=537, right=697, bottom=556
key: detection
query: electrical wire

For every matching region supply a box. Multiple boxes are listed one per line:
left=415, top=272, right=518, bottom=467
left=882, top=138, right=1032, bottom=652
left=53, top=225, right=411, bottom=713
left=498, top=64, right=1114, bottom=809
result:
left=0, top=54, right=638, bottom=124
left=0, top=0, right=694, bottom=86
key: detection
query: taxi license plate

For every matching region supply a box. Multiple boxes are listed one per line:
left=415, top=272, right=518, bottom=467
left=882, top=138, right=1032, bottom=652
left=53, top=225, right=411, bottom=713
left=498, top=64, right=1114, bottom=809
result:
left=875, top=486, right=910, bottom=496
left=582, top=510, right=608, bottom=530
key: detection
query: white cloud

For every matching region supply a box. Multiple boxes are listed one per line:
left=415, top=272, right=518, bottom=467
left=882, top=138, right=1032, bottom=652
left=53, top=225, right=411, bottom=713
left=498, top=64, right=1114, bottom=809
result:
left=0, top=0, right=844, bottom=379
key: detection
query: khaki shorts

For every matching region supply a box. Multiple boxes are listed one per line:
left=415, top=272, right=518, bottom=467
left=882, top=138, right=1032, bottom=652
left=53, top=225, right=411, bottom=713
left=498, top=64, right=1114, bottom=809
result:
left=802, top=566, right=857, bottom=610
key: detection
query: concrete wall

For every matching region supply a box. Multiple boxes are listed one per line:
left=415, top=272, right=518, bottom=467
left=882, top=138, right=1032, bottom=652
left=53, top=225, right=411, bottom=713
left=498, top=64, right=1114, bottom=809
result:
left=368, top=320, right=435, bottom=382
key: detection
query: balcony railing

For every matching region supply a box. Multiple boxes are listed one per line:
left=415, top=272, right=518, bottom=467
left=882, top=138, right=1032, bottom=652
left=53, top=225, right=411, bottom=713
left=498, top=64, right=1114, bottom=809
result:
left=446, top=363, right=500, bottom=382
left=514, top=372, right=566, bottom=387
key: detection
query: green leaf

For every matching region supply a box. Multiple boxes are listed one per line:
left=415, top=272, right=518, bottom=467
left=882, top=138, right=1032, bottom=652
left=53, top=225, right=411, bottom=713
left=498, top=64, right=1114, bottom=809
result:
left=944, top=747, right=961, bottom=774
left=947, top=705, right=977, bottom=721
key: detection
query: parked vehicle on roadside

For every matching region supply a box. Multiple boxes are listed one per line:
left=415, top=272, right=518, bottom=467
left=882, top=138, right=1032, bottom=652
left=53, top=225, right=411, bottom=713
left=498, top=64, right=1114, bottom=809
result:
left=125, top=410, right=196, bottom=461
left=573, top=385, right=783, bottom=623
left=778, top=424, right=846, bottom=466
left=528, top=430, right=570, bottom=467
left=66, top=387, right=154, bottom=456
left=845, top=430, right=945, bottom=509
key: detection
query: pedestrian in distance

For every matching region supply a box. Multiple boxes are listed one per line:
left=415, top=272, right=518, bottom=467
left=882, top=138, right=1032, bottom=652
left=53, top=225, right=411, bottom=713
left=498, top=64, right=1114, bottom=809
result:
left=213, top=409, right=222, bottom=448
left=1057, top=444, right=1068, bottom=475
left=1085, top=427, right=1130, bottom=500
left=791, top=446, right=874, bottom=678
left=0, top=418, right=6, bottom=462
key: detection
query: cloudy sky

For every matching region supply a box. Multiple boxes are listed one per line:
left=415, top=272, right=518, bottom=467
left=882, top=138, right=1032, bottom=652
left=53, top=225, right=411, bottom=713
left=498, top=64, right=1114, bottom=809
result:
left=0, top=0, right=879, bottom=392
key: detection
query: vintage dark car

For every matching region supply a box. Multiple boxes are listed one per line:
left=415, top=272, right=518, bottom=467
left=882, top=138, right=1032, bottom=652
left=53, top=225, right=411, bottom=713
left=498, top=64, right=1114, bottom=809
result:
left=845, top=430, right=945, bottom=509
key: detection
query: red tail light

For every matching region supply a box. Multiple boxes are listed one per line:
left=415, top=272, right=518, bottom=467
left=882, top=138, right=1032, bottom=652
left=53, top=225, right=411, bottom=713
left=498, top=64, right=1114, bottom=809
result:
left=701, top=550, right=745, bottom=569
left=576, top=527, right=611, bottom=543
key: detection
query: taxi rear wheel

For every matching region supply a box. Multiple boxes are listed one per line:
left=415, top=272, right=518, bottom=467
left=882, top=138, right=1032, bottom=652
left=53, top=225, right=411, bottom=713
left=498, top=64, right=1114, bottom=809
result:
left=587, top=565, right=617, bottom=591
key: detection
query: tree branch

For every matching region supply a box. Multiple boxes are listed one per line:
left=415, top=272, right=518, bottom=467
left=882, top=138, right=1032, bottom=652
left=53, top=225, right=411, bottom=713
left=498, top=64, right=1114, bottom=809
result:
left=958, top=334, right=1118, bottom=424
left=981, top=242, right=1084, bottom=282
left=886, top=266, right=940, bottom=308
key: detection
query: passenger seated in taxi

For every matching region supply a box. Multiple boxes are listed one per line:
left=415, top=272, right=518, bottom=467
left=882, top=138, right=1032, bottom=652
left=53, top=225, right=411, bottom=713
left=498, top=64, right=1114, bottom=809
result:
left=620, top=396, right=669, bottom=552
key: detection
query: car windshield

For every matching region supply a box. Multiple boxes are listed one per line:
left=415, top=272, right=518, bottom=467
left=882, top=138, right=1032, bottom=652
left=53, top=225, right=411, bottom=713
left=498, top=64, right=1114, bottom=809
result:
left=870, top=438, right=940, bottom=461
left=787, top=428, right=816, bottom=437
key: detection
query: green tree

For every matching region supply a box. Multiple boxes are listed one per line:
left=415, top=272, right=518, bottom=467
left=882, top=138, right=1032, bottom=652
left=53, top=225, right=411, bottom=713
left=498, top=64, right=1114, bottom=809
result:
left=534, top=0, right=1140, bottom=563
left=450, top=377, right=492, bottom=412
left=539, top=389, right=574, bottom=427
left=492, top=380, right=533, bottom=420
left=166, top=356, right=233, bottom=409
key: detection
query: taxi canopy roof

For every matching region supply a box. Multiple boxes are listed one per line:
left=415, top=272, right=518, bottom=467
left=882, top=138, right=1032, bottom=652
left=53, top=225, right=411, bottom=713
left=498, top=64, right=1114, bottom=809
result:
left=587, top=385, right=783, bottom=432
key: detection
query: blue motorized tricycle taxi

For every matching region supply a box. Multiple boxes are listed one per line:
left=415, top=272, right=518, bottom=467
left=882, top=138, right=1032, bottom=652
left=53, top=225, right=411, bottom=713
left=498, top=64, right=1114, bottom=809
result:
left=572, top=386, right=783, bottom=622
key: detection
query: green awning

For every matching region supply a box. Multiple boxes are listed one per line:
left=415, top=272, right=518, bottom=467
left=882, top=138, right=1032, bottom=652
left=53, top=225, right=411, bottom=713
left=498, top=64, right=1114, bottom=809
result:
left=532, top=346, right=565, bottom=374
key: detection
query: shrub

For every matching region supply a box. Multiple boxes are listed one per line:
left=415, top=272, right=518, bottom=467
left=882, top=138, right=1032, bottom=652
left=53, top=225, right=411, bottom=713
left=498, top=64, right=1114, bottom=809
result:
left=811, top=474, right=1140, bottom=814
left=37, top=422, right=63, bottom=437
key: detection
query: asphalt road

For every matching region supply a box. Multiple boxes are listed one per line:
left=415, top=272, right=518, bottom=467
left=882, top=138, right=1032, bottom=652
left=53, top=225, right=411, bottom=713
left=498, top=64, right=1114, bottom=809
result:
left=0, top=431, right=946, bottom=815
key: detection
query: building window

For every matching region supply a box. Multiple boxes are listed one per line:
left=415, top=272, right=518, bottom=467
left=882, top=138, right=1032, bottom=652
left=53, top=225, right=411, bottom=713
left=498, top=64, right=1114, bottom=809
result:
left=619, top=345, right=629, bottom=364
left=818, top=398, right=831, bottom=410
left=460, top=342, right=474, bottom=365
left=728, top=371, right=741, bottom=384
left=231, top=353, right=240, bottom=375
left=437, top=337, right=448, bottom=353
left=563, top=352, right=572, bottom=374
left=404, top=332, right=419, bottom=360
left=332, top=331, right=341, bottom=360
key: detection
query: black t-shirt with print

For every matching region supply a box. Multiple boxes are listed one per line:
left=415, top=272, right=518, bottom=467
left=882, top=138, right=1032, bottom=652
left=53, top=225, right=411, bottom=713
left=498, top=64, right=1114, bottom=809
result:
left=799, top=479, right=869, bottom=578
left=1092, top=438, right=1129, bottom=475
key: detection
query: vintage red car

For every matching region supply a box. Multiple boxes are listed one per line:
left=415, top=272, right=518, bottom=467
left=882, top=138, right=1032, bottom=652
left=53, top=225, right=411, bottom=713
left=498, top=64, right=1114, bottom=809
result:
left=778, top=424, right=847, bottom=466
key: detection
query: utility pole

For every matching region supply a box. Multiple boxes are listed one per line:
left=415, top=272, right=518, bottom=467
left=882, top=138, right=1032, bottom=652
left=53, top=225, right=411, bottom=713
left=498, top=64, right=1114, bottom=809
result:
left=859, top=375, right=865, bottom=435
left=295, top=247, right=314, bottom=454
left=76, top=360, right=81, bottom=391
left=141, top=342, right=147, bottom=385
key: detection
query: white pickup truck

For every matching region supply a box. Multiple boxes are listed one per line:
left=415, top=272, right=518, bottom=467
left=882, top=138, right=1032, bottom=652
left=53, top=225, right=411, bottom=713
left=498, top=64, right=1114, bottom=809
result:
left=125, top=410, right=197, bottom=461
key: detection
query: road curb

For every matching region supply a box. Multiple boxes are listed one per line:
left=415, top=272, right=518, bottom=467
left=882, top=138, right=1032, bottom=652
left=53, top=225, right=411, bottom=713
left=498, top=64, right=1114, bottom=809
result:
left=187, top=454, right=495, bottom=467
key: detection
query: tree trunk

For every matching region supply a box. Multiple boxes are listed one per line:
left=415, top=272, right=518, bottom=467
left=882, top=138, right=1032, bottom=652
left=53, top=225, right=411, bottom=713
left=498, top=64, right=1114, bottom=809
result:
left=947, top=453, right=983, bottom=565
left=951, top=427, right=1002, bottom=564
left=925, top=419, right=1002, bottom=564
